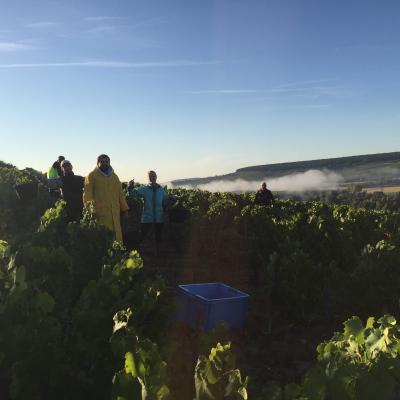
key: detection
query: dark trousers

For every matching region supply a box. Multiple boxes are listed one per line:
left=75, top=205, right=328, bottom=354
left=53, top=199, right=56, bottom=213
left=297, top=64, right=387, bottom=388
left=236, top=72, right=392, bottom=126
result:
left=140, top=223, right=164, bottom=244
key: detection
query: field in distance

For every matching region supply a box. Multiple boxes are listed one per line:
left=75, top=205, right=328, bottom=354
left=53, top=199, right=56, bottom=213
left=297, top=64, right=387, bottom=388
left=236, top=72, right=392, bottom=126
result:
left=363, top=186, right=400, bottom=193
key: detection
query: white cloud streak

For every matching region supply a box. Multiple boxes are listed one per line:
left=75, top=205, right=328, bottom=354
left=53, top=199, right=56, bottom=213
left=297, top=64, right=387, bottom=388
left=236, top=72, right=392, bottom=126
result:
left=0, top=60, right=220, bottom=68
left=268, top=78, right=357, bottom=100
left=274, top=79, right=335, bottom=89
left=0, top=41, right=36, bottom=52
left=296, top=104, right=330, bottom=109
left=84, top=16, right=125, bottom=22
left=84, top=16, right=165, bottom=29
left=26, top=22, right=58, bottom=29
left=187, top=89, right=258, bottom=94
left=86, top=25, right=117, bottom=34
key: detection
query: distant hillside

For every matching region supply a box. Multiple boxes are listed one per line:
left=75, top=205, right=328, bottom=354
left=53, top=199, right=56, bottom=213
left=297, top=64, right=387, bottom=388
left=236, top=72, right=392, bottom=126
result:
left=172, top=151, right=400, bottom=188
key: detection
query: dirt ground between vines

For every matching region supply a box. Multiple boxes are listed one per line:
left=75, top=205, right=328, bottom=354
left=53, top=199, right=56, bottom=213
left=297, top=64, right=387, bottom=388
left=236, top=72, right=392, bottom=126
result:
left=135, top=226, right=334, bottom=399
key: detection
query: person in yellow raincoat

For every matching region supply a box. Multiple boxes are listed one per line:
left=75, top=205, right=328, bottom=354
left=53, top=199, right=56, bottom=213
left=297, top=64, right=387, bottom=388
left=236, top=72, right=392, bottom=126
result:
left=84, top=154, right=129, bottom=242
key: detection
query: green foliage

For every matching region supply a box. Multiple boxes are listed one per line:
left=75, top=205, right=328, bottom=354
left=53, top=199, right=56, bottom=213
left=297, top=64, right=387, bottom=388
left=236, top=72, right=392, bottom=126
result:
left=2, top=170, right=400, bottom=399
left=0, top=163, right=52, bottom=242
left=195, top=342, right=248, bottom=400
left=111, top=308, right=171, bottom=400
left=0, top=199, right=169, bottom=399
left=261, top=315, right=400, bottom=400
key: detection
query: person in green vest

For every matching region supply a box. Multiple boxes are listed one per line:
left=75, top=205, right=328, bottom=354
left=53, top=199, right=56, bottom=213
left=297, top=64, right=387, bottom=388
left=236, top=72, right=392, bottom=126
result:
left=47, top=155, right=65, bottom=200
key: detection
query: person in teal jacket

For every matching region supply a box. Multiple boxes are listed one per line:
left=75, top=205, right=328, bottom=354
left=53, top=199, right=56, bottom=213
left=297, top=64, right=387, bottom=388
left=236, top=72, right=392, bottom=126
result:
left=128, top=170, right=168, bottom=254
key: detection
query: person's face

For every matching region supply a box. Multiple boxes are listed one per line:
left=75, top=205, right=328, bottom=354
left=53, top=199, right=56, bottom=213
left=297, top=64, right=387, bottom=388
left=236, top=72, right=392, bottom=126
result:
left=149, top=172, right=157, bottom=183
left=62, top=164, right=73, bottom=175
left=98, top=157, right=110, bottom=170
left=262, top=183, right=267, bottom=190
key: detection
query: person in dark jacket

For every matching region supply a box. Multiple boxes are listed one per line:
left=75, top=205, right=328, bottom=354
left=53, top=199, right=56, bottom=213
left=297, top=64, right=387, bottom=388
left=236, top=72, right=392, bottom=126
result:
left=255, top=181, right=274, bottom=206
left=60, top=160, right=84, bottom=222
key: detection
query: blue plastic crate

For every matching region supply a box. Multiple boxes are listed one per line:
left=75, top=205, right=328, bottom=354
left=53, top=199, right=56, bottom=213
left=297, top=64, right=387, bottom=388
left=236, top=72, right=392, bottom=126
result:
left=176, top=283, right=249, bottom=331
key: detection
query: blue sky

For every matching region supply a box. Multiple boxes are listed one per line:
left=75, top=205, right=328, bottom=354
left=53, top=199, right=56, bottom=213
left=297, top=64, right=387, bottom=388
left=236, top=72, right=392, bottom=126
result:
left=0, top=0, right=399, bottom=182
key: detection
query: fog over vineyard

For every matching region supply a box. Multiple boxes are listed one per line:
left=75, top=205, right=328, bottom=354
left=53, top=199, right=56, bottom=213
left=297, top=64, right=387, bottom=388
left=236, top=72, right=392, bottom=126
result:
left=173, top=169, right=342, bottom=192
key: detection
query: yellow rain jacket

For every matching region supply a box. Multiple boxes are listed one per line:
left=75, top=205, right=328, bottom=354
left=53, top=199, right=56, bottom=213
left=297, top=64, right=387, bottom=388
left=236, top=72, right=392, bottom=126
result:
left=83, top=168, right=129, bottom=242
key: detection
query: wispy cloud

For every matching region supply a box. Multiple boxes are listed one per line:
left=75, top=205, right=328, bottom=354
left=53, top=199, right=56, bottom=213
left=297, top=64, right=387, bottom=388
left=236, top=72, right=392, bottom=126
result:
left=85, top=17, right=166, bottom=35
left=0, top=41, right=36, bottom=52
left=270, top=79, right=338, bottom=94
left=84, top=16, right=165, bottom=29
left=0, top=60, right=220, bottom=68
left=86, top=25, right=117, bottom=34
left=187, top=89, right=258, bottom=94
left=26, top=21, right=58, bottom=29
left=333, top=44, right=392, bottom=52
left=296, top=104, right=330, bottom=109
left=82, top=24, right=159, bottom=47
left=84, top=16, right=125, bottom=22
left=270, top=85, right=341, bottom=94
left=274, top=79, right=335, bottom=89
left=269, top=79, right=357, bottom=99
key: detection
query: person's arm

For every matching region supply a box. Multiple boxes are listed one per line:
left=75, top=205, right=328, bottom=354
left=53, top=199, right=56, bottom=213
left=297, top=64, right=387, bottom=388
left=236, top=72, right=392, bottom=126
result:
left=128, top=184, right=145, bottom=198
left=83, top=173, right=94, bottom=203
left=162, top=188, right=169, bottom=209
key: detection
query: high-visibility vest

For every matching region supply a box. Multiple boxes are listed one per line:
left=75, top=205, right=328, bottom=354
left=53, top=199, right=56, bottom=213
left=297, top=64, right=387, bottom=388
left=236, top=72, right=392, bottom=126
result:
left=47, top=166, right=59, bottom=179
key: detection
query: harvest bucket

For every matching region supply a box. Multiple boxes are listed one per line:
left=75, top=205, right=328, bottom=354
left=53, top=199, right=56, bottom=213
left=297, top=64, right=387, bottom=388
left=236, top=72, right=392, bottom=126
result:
left=176, top=282, right=249, bottom=332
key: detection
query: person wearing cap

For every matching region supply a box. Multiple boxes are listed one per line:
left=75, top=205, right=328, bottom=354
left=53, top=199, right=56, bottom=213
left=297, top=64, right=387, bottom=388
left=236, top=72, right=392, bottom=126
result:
left=128, top=170, right=168, bottom=254
left=60, top=160, right=84, bottom=222
left=83, top=154, right=129, bottom=242
left=47, top=155, right=65, bottom=200
left=255, top=181, right=274, bottom=206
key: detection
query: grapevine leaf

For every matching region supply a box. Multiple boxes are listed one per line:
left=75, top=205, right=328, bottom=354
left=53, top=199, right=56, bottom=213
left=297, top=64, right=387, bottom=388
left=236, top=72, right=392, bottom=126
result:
left=204, top=360, right=220, bottom=385
left=378, top=315, right=396, bottom=328
left=125, top=352, right=138, bottom=378
left=284, top=382, right=302, bottom=399
left=365, top=329, right=387, bottom=356
left=224, top=369, right=248, bottom=399
left=356, top=369, right=396, bottom=400
left=366, top=317, right=375, bottom=329
left=35, top=291, right=55, bottom=314
left=343, top=316, right=365, bottom=344
left=328, top=364, right=358, bottom=400
left=113, top=308, right=133, bottom=333
left=0, top=240, right=8, bottom=257
left=302, top=367, right=327, bottom=400
left=112, top=370, right=141, bottom=400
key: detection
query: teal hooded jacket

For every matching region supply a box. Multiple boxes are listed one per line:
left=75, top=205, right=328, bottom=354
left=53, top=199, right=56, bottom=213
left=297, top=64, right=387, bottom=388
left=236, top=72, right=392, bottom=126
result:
left=128, top=184, right=168, bottom=223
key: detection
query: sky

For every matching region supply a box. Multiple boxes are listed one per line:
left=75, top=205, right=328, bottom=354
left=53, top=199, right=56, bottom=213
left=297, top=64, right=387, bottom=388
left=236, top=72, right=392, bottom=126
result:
left=0, top=0, right=399, bottom=183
